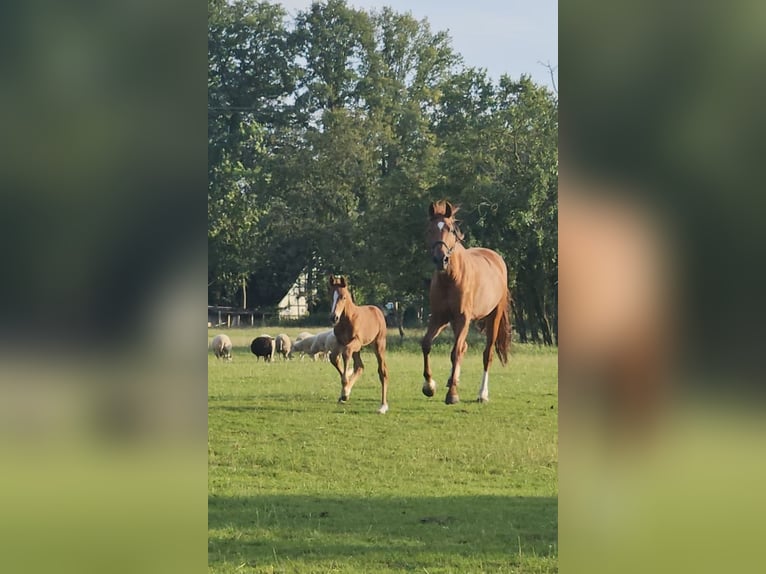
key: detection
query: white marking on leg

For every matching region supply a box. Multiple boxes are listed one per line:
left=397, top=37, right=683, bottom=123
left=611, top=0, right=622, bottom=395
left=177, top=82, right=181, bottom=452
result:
left=423, top=378, right=437, bottom=395
left=377, top=404, right=389, bottom=414
left=478, top=371, right=489, bottom=402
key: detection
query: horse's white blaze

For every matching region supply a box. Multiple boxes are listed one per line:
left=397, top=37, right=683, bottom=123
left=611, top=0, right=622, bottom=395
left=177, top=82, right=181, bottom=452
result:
left=478, top=370, right=489, bottom=401
left=331, top=290, right=339, bottom=314
left=437, top=221, right=445, bottom=230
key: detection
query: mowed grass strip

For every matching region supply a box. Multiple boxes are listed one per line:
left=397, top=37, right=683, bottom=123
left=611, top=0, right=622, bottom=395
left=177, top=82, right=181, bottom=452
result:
left=209, top=328, right=558, bottom=573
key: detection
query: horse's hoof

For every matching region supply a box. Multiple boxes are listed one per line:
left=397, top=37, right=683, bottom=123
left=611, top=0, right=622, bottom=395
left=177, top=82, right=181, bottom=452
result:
left=338, top=396, right=348, bottom=404
left=422, top=385, right=435, bottom=397
left=477, top=397, right=489, bottom=403
left=445, top=394, right=460, bottom=405
left=377, top=404, right=389, bottom=414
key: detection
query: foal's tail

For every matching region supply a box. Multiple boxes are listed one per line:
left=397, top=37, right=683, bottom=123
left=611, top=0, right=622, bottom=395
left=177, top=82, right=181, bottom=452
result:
left=495, top=291, right=511, bottom=366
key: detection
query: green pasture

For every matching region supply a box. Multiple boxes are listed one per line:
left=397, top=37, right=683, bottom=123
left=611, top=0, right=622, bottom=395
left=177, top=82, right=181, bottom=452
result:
left=209, top=327, right=558, bottom=573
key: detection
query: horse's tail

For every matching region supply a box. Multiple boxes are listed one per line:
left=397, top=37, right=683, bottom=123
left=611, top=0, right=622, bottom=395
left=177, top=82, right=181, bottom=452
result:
left=495, top=291, right=511, bottom=365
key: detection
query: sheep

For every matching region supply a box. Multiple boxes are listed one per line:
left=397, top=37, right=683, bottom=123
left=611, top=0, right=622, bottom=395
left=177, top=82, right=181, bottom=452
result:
left=295, top=331, right=313, bottom=343
left=290, top=332, right=315, bottom=360
left=211, top=334, right=233, bottom=360
left=250, top=335, right=275, bottom=361
left=275, top=333, right=292, bottom=360
left=309, top=329, right=338, bottom=361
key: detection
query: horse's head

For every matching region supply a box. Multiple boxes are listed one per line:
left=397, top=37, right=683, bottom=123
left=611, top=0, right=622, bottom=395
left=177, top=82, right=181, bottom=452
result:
left=427, top=200, right=464, bottom=271
left=328, top=274, right=352, bottom=324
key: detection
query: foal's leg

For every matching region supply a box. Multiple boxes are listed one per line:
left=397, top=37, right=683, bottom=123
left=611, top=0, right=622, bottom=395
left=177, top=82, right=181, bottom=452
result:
left=421, top=316, right=449, bottom=397
left=373, top=336, right=389, bottom=414
left=347, top=351, right=365, bottom=387
left=446, top=315, right=470, bottom=405
left=329, top=346, right=345, bottom=382
left=338, top=340, right=362, bottom=403
left=478, top=307, right=502, bottom=402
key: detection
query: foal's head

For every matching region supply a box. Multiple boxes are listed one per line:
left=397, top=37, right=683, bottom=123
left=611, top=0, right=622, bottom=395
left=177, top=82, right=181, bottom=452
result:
left=427, top=200, right=464, bottom=271
left=328, top=274, right=352, bottom=324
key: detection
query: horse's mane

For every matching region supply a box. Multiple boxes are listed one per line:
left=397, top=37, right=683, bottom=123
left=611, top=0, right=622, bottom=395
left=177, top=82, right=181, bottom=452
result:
left=429, top=200, right=465, bottom=241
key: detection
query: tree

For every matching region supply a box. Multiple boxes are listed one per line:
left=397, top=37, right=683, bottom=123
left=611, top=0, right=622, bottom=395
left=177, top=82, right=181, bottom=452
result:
left=207, top=1, right=558, bottom=344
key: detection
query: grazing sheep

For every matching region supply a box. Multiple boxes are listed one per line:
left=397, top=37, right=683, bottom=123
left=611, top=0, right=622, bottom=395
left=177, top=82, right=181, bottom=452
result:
left=250, top=336, right=275, bottom=361
left=275, top=333, right=292, bottom=360
left=309, top=329, right=338, bottom=361
left=295, top=331, right=313, bottom=343
left=211, top=334, right=232, bottom=360
left=290, top=332, right=315, bottom=360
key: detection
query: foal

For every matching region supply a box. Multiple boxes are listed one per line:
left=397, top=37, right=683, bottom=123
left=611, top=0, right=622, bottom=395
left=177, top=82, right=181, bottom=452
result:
left=328, top=275, right=390, bottom=414
left=421, top=200, right=511, bottom=404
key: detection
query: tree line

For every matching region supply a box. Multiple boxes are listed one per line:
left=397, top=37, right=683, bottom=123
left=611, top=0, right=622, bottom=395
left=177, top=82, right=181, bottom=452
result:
left=208, top=0, right=557, bottom=344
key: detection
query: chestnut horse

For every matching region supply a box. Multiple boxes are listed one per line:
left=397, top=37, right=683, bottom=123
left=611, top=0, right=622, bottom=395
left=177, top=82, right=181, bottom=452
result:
left=422, top=200, right=511, bottom=404
left=328, top=275, right=390, bottom=414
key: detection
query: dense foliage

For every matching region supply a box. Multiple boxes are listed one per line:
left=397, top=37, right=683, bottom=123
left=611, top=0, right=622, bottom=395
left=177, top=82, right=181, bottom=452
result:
left=209, top=0, right=558, bottom=343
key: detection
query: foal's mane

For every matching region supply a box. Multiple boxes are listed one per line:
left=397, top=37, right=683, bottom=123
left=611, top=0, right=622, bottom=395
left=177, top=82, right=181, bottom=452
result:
left=429, top=200, right=461, bottom=219
left=329, top=274, right=355, bottom=303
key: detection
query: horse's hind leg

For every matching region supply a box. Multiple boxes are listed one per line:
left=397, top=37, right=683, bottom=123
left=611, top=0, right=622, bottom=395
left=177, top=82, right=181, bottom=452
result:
left=373, top=338, right=389, bottom=414
left=421, top=317, right=449, bottom=397
left=478, top=307, right=502, bottom=402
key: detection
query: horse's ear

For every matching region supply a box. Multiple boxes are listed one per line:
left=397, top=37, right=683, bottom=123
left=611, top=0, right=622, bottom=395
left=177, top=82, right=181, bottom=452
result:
left=428, top=202, right=436, bottom=218
left=444, top=201, right=453, bottom=218
left=328, top=274, right=335, bottom=286
left=339, top=276, right=346, bottom=287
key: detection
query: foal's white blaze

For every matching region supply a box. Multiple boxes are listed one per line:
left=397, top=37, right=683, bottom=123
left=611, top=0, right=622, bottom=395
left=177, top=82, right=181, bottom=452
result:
left=331, top=290, right=339, bottom=315
left=478, top=370, right=489, bottom=402
left=437, top=221, right=445, bottom=231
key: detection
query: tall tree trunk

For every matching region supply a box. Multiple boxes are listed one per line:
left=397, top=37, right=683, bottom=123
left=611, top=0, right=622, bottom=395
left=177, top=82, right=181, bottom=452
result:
left=535, top=292, right=553, bottom=346
left=513, top=299, right=528, bottom=343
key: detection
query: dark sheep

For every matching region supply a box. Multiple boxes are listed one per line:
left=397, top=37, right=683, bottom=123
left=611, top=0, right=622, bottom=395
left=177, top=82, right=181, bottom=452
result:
left=250, top=336, right=275, bottom=361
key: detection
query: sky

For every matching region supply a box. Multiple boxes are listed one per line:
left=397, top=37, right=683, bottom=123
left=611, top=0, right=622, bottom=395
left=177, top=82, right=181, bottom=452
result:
left=276, top=0, right=558, bottom=92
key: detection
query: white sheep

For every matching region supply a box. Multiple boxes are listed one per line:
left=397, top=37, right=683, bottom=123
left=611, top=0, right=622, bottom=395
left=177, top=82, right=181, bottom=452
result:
left=290, top=333, right=316, bottom=359
left=275, top=333, right=292, bottom=360
left=309, top=329, right=338, bottom=361
left=210, top=334, right=233, bottom=360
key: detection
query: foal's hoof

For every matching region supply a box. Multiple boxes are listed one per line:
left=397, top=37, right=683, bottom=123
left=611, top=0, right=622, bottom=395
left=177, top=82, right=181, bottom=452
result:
left=445, top=394, right=460, bottom=405
left=477, top=397, right=489, bottom=404
left=338, top=396, right=348, bottom=404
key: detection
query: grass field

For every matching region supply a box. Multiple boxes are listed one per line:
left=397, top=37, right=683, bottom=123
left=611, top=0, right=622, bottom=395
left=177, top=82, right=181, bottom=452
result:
left=209, top=327, right=558, bottom=573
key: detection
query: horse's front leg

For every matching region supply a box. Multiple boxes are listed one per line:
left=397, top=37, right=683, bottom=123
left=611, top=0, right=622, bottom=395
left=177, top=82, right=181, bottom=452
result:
left=338, top=339, right=361, bottom=403
left=421, top=316, right=449, bottom=397
left=329, top=345, right=344, bottom=377
left=446, top=315, right=470, bottom=405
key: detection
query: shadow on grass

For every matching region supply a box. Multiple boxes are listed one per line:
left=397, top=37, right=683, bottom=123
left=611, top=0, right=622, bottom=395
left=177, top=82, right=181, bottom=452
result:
left=209, top=494, right=557, bottom=569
